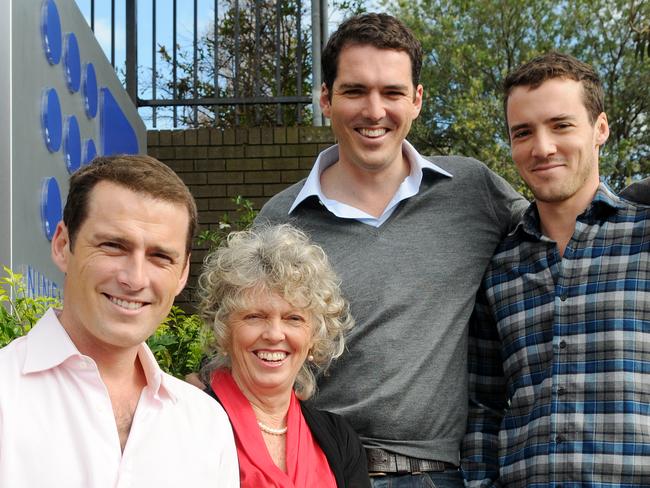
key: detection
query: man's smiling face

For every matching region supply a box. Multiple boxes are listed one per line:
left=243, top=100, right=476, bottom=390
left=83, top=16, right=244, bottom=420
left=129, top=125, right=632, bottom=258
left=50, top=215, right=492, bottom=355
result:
left=51, top=181, right=190, bottom=357
left=507, top=77, right=609, bottom=206
left=320, top=44, right=423, bottom=175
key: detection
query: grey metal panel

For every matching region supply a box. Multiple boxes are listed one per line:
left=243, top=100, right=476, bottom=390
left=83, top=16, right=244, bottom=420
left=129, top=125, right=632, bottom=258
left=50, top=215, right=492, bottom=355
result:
left=11, top=0, right=145, bottom=296
left=0, top=0, right=11, bottom=270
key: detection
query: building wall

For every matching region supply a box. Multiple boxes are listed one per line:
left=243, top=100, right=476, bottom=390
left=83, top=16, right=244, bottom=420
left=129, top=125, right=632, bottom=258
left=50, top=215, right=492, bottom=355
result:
left=147, top=126, right=335, bottom=310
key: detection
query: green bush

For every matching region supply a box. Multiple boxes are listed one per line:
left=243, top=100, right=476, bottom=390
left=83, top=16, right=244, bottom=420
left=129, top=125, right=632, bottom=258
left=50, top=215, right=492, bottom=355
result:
left=147, top=305, right=214, bottom=379
left=0, top=266, right=62, bottom=348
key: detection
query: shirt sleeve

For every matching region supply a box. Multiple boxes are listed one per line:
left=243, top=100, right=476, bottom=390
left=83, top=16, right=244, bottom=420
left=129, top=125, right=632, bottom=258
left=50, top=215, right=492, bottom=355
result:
left=216, top=420, right=240, bottom=487
left=481, top=164, right=528, bottom=235
left=619, top=177, right=650, bottom=205
left=461, top=282, right=507, bottom=488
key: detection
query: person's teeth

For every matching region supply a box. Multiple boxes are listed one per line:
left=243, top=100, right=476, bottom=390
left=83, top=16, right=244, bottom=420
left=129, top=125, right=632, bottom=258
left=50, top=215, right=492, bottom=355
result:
left=257, top=351, right=287, bottom=361
left=108, top=296, right=144, bottom=310
left=359, top=128, right=386, bottom=137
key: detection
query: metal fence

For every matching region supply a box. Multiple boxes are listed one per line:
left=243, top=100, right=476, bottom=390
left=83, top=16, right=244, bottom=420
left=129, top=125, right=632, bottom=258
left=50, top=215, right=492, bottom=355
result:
left=76, top=0, right=328, bottom=128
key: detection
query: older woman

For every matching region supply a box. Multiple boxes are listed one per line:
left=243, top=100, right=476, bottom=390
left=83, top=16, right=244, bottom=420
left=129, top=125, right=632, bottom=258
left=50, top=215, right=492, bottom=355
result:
left=198, top=224, right=370, bottom=488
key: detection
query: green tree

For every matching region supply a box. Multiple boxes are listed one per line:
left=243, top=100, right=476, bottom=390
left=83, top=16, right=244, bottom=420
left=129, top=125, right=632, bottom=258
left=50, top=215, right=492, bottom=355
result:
left=156, top=0, right=312, bottom=127
left=388, top=0, right=650, bottom=191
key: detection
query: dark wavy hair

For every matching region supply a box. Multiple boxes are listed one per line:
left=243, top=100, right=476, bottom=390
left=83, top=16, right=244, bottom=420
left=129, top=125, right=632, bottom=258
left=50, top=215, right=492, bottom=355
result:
left=322, top=13, right=423, bottom=97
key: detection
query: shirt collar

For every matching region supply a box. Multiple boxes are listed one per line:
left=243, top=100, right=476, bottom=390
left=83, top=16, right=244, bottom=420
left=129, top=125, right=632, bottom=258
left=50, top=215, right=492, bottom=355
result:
left=23, top=308, right=175, bottom=402
left=288, top=140, right=453, bottom=214
left=513, top=181, right=625, bottom=239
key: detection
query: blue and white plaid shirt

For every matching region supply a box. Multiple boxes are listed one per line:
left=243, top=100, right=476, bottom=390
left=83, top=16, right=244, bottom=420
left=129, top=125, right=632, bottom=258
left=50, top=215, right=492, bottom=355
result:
left=462, top=183, right=650, bottom=488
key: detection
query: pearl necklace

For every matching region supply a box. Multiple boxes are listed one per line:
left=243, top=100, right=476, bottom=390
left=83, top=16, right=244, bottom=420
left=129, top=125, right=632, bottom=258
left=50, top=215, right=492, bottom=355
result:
left=257, top=420, right=288, bottom=436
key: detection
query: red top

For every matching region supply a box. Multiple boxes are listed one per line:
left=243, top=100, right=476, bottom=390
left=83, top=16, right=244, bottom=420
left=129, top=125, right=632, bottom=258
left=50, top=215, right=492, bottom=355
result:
left=211, top=369, right=337, bottom=488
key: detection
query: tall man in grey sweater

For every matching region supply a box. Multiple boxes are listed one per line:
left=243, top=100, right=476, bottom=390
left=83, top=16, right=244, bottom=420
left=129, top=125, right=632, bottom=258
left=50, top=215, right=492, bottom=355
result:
left=256, top=13, right=527, bottom=487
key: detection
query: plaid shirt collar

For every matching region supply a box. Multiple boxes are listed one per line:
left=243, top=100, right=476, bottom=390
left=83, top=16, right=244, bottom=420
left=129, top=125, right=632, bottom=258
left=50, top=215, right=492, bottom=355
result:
left=511, top=181, right=626, bottom=241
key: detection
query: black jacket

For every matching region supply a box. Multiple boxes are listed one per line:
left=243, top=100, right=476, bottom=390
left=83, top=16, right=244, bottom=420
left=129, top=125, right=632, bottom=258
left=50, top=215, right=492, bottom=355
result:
left=300, top=401, right=370, bottom=488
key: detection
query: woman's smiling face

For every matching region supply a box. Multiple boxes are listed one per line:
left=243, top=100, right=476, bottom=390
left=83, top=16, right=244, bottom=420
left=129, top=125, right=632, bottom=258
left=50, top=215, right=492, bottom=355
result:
left=228, top=288, right=314, bottom=400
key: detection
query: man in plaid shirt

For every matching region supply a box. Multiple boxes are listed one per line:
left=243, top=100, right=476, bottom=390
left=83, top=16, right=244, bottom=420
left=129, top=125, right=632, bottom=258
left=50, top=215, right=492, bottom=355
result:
left=461, top=52, right=650, bottom=487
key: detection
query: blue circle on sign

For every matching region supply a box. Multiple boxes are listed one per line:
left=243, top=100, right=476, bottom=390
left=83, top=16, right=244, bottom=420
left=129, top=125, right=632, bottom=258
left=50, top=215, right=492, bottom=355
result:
left=64, top=115, right=82, bottom=173
left=41, top=177, right=62, bottom=241
left=82, top=139, right=97, bottom=166
left=64, top=32, right=81, bottom=92
left=83, top=63, right=98, bottom=118
left=41, top=0, right=62, bottom=65
left=41, top=88, right=62, bottom=152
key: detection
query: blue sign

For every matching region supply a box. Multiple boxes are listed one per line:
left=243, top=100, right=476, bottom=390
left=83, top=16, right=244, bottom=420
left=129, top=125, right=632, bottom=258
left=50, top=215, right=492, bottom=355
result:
left=64, top=32, right=81, bottom=93
left=63, top=115, right=81, bottom=173
left=40, top=0, right=62, bottom=65
left=40, top=177, right=62, bottom=241
left=41, top=88, right=62, bottom=153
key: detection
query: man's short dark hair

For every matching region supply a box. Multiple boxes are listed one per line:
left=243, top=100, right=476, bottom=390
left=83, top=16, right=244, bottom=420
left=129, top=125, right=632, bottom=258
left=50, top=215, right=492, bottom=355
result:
left=503, top=51, right=604, bottom=125
left=63, top=154, right=198, bottom=256
left=322, top=13, right=423, bottom=96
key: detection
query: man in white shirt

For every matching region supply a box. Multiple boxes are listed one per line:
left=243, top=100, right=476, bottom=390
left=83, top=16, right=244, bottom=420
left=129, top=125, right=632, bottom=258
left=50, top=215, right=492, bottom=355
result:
left=0, top=155, right=239, bottom=487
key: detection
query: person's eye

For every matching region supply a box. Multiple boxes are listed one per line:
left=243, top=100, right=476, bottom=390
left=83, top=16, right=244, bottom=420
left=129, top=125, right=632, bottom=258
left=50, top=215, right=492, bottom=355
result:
left=343, top=88, right=363, bottom=96
left=152, top=253, right=174, bottom=264
left=100, top=241, right=123, bottom=251
left=243, top=313, right=264, bottom=320
left=511, top=130, right=530, bottom=140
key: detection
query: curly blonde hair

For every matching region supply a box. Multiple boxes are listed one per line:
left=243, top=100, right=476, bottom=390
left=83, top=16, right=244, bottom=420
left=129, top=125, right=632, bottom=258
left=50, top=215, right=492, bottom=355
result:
left=198, top=224, right=353, bottom=400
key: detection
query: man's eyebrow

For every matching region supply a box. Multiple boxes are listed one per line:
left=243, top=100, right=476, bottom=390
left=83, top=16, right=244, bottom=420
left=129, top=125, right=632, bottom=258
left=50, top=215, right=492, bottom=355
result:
left=547, top=114, right=577, bottom=123
left=336, top=82, right=410, bottom=91
left=94, top=233, right=181, bottom=260
left=336, top=82, right=367, bottom=90
left=509, top=114, right=578, bottom=134
left=93, top=233, right=131, bottom=246
left=382, top=83, right=410, bottom=91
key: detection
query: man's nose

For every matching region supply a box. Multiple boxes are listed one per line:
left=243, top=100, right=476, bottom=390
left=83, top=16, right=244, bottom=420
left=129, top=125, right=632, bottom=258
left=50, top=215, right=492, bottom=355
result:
left=362, top=91, right=386, bottom=121
left=116, top=254, right=149, bottom=291
left=531, top=130, right=557, bottom=159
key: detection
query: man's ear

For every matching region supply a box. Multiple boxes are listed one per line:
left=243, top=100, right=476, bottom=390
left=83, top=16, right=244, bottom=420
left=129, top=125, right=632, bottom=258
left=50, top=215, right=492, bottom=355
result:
left=175, top=255, right=191, bottom=296
left=51, top=222, right=70, bottom=274
left=412, top=84, right=424, bottom=119
left=320, top=83, right=332, bottom=118
left=595, top=112, right=610, bottom=147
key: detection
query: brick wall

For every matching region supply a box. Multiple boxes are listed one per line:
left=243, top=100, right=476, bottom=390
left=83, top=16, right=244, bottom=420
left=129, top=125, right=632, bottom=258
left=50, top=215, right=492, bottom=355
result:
left=147, top=126, right=335, bottom=311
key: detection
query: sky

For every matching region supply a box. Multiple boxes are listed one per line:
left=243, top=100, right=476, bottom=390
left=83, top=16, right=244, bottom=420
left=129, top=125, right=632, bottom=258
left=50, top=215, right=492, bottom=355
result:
left=74, top=0, right=214, bottom=78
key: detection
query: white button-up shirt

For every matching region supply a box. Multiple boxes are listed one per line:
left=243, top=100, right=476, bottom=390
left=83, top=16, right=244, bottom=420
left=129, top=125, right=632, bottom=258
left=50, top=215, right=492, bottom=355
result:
left=0, top=309, right=239, bottom=488
left=289, top=140, right=453, bottom=227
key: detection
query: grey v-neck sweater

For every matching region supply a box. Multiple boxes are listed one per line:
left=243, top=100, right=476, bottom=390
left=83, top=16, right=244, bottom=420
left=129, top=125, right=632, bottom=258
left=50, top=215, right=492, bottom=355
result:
left=256, top=154, right=527, bottom=464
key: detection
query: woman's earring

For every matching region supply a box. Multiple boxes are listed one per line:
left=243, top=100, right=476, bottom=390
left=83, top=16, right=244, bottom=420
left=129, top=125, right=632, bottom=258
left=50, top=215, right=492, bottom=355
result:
left=307, top=352, right=314, bottom=362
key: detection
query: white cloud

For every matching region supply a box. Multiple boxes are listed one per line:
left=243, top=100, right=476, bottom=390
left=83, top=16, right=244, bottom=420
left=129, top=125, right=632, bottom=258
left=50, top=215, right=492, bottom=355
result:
left=91, top=17, right=125, bottom=64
